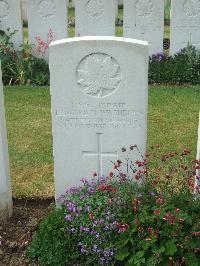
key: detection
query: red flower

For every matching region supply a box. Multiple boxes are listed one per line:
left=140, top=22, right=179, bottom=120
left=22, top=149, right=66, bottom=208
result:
left=109, top=171, right=114, bottom=177
left=117, top=223, right=130, bottom=233
left=156, top=197, right=164, bottom=205
left=108, top=198, right=112, bottom=205
left=134, top=219, right=140, bottom=225
left=147, top=227, right=153, bottom=234
left=192, top=232, right=200, bottom=236
left=89, top=213, right=94, bottom=220
left=154, top=209, right=161, bottom=215
left=93, top=172, right=97, bottom=177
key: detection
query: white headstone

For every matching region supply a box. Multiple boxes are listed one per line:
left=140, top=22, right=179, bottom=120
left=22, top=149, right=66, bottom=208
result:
left=196, top=112, right=200, bottom=194
left=27, top=0, right=68, bottom=59
left=0, top=61, right=12, bottom=224
left=50, top=37, right=148, bottom=199
left=123, top=0, right=164, bottom=55
left=170, top=0, right=200, bottom=55
left=74, top=0, right=116, bottom=36
left=21, top=0, right=28, bottom=22
left=0, top=0, right=23, bottom=48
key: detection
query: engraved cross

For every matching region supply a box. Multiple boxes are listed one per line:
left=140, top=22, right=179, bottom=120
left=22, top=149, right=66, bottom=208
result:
left=183, top=32, right=200, bottom=47
left=82, top=133, right=118, bottom=177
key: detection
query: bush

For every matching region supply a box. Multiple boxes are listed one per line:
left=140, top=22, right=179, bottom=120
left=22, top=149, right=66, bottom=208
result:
left=149, top=46, right=200, bottom=85
left=0, top=30, right=49, bottom=86
left=27, top=146, right=200, bottom=265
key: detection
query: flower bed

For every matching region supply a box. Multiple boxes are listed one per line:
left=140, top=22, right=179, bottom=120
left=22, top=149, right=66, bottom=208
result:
left=27, top=146, right=200, bottom=265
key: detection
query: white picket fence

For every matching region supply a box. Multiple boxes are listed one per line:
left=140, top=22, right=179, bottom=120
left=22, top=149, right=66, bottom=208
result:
left=0, top=0, right=200, bottom=55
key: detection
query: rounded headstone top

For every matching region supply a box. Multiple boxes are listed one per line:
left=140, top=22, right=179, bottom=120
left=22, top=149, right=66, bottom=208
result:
left=76, top=53, right=122, bottom=98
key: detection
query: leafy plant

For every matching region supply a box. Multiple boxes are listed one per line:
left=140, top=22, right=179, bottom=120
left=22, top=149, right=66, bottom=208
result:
left=149, top=45, right=200, bottom=85
left=0, top=29, right=49, bottom=86
left=27, top=146, right=200, bottom=265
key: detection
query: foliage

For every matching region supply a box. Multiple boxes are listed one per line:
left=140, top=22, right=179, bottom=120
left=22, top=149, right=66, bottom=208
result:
left=26, top=208, right=80, bottom=266
left=149, top=46, right=200, bottom=85
left=0, top=29, right=49, bottom=86
left=27, top=146, right=200, bottom=265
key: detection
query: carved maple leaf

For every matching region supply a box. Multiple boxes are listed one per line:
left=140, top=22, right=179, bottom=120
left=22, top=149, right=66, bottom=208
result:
left=0, top=0, right=9, bottom=18
left=86, top=0, right=104, bottom=17
left=77, top=54, right=121, bottom=98
left=184, top=0, right=200, bottom=17
left=38, top=0, right=56, bottom=18
left=136, top=0, right=153, bottom=17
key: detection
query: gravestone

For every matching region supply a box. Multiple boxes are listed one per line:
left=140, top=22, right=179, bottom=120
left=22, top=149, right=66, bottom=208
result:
left=21, top=0, right=28, bottom=22
left=170, top=0, right=200, bottom=55
left=196, top=112, right=200, bottom=195
left=27, top=0, right=68, bottom=59
left=0, top=61, right=12, bottom=224
left=0, top=0, right=23, bottom=48
left=50, top=37, right=148, bottom=199
left=123, top=0, right=164, bottom=55
left=74, top=0, right=116, bottom=36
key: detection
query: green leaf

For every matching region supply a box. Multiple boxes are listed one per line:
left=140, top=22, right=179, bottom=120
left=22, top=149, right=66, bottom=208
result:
left=136, top=251, right=145, bottom=259
left=165, top=240, right=177, bottom=255
left=115, top=247, right=130, bottom=261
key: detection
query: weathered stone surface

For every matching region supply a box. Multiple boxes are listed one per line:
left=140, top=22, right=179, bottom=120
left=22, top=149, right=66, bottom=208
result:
left=170, top=0, right=200, bottom=54
left=124, top=0, right=164, bottom=55
left=75, top=0, right=116, bottom=36
left=49, top=37, right=148, bottom=199
left=27, top=0, right=68, bottom=59
left=0, top=61, right=12, bottom=224
left=0, top=0, right=23, bottom=48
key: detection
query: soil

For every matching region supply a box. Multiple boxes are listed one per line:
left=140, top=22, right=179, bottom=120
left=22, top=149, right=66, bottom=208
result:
left=0, top=198, right=54, bottom=266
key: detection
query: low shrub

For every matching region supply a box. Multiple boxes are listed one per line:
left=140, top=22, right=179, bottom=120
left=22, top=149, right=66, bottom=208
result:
left=27, top=146, right=200, bottom=265
left=0, top=30, right=49, bottom=86
left=149, top=46, right=200, bottom=85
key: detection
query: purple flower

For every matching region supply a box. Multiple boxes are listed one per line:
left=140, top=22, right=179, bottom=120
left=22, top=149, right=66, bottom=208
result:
left=96, top=232, right=100, bottom=238
left=80, top=178, right=88, bottom=184
left=85, top=205, right=91, bottom=212
left=65, top=214, right=73, bottom=222
left=88, top=187, right=95, bottom=193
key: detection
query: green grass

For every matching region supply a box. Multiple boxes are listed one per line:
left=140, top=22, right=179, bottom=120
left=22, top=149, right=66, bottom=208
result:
left=4, top=86, right=200, bottom=198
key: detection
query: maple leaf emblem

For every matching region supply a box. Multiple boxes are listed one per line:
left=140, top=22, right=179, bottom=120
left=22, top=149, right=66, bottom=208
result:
left=77, top=53, right=122, bottom=98
left=184, top=0, right=200, bottom=17
left=86, top=0, right=104, bottom=17
left=37, top=0, right=56, bottom=18
left=0, top=0, right=10, bottom=19
left=136, top=0, right=153, bottom=17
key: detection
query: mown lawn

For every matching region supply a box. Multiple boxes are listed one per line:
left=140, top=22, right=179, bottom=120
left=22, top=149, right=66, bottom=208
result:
left=4, top=86, right=200, bottom=198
